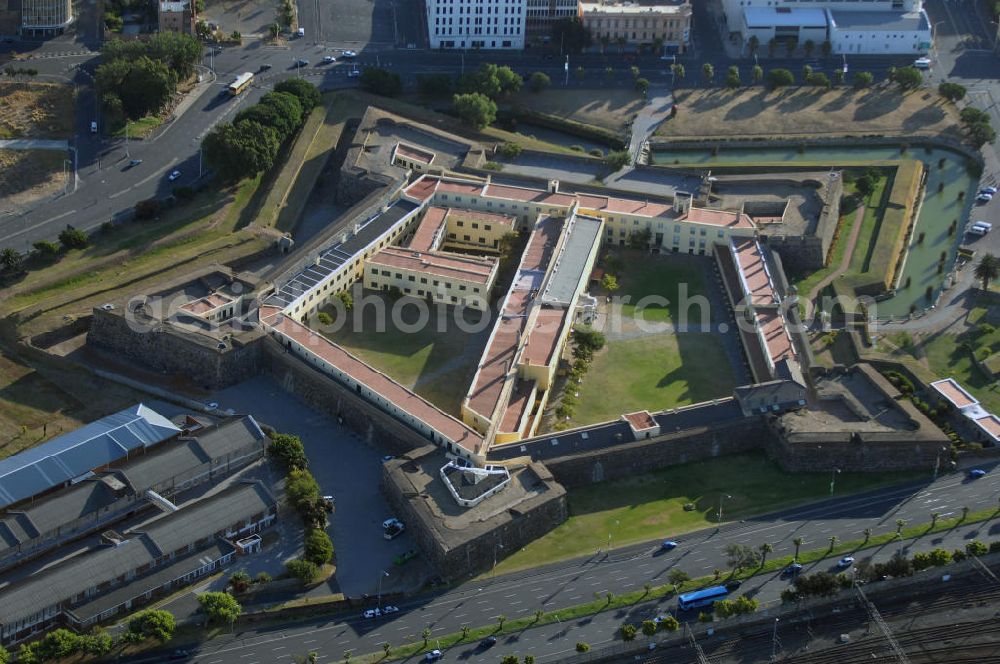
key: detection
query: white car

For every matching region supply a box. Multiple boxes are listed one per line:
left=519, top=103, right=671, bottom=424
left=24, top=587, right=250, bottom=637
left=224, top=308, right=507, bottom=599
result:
left=382, top=605, right=399, bottom=614
left=977, top=192, right=993, bottom=203
left=347, top=68, right=361, bottom=78
left=363, top=608, right=382, bottom=619
left=323, top=55, right=336, bottom=63
left=341, top=50, right=357, bottom=58
left=913, top=57, right=931, bottom=69
left=981, top=186, right=998, bottom=195
left=168, top=170, right=182, bottom=182
left=837, top=556, right=855, bottom=568
left=382, top=517, right=401, bottom=530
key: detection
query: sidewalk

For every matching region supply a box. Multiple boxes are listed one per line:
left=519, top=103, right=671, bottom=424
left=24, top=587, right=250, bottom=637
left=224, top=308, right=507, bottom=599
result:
left=0, top=139, right=69, bottom=150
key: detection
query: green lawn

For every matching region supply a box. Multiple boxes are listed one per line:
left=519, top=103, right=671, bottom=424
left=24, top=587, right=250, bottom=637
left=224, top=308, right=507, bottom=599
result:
left=793, top=182, right=859, bottom=298
left=922, top=332, right=1000, bottom=413
left=607, top=250, right=710, bottom=324
left=492, top=452, right=923, bottom=575
left=849, top=175, right=889, bottom=274
left=568, top=333, right=735, bottom=426
left=112, top=116, right=163, bottom=139
left=319, top=293, right=488, bottom=416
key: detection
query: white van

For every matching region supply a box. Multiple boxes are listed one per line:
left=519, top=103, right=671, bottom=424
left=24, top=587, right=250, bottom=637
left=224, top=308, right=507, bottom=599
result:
left=969, top=223, right=990, bottom=236
left=973, top=220, right=993, bottom=231
left=296, top=27, right=305, bottom=37
left=913, top=57, right=931, bottom=70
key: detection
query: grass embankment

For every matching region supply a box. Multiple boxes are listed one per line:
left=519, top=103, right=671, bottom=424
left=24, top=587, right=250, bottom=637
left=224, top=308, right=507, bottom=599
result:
left=0, top=149, right=65, bottom=201
left=0, top=81, right=75, bottom=138
left=507, top=88, right=643, bottom=135
left=111, top=116, right=164, bottom=139
left=792, top=181, right=860, bottom=298
left=492, top=452, right=922, bottom=574
left=658, top=87, right=963, bottom=140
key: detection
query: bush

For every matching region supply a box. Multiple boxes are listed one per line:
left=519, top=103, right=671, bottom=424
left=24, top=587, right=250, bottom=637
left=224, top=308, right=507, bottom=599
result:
left=575, top=642, right=590, bottom=652
left=317, top=311, right=333, bottom=326
left=766, top=68, right=794, bottom=88
left=58, top=226, right=88, bottom=249
left=453, top=92, right=497, bottom=129
left=620, top=623, right=637, bottom=641
left=286, top=558, right=320, bottom=584
left=529, top=71, right=551, bottom=92
left=256, top=571, right=272, bottom=584
left=197, top=591, right=242, bottom=624
left=658, top=614, right=679, bottom=631
left=127, top=609, right=177, bottom=642
left=269, top=432, right=309, bottom=470
left=229, top=570, right=252, bottom=593
left=500, top=142, right=523, bottom=159
left=33, top=240, right=60, bottom=256
left=285, top=467, right=320, bottom=508
left=304, top=528, right=334, bottom=565
left=605, top=149, right=631, bottom=170
left=359, top=68, right=403, bottom=97
left=966, top=540, right=988, bottom=556
left=697, top=611, right=713, bottom=622
left=939, top=81, right=966, bottom=102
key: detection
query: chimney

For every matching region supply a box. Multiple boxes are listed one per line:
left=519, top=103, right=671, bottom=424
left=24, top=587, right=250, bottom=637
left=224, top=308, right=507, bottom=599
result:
left=675, top=191, right=692, bottom=215
left=548, top=179, right=559, bottom=194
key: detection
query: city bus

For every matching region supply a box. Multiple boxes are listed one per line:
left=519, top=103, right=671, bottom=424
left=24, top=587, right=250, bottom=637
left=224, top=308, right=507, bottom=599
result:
left=228, top=72, right=254, bottom=96
left=678, top=585, right=729, bottom=611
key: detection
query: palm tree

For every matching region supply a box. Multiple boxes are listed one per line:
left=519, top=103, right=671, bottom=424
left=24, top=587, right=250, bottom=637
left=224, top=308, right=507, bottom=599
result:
left=895, top=519, right=907, bottom=536
left=961, top=506, right=970, bottom=520
left=671, top=63, right=686, bottom=80
left=759, top=542, right=773, bottom=566
left=344, top=651, right=353, bottom=664
left=975, top=253, right=1000, bottom=290
left=803, top=39, right=815, bottom=57
left=702, top=63, right=714, bottom=84
left=792, top=537, right=803, bottom=560
left=421, top=628, right=431, bottom=647
left=461, top=626, right=470, bottom=640
left=497, top=614, right=507, bottom=630
left=747, top=35, right=759, bottom=56
left=931, top=512, right=940, bottom=527
left=643, top=582, right=652, bottom=596
left=382, top=643, right=391, bottom=657
left=534, top=609, right=544, bottom=622
left=828, top=535, right=838, bottom=551
left=863, top=527, right=872, bottom=543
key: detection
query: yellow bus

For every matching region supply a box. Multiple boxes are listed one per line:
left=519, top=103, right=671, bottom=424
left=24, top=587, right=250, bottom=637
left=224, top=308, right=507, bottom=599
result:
left=228, top=72, right=254, bottom=96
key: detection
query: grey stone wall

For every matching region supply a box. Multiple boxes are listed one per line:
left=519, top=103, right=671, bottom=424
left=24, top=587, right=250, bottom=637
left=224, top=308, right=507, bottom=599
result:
left=87, top=308, right=265, bottom=389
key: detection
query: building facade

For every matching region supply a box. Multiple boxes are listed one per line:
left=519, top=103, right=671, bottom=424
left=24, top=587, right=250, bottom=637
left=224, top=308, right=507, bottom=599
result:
left=158, top=0, right=194, bottom=34
left=525, top=0, right=578, bottom=42
left=364, top=247, right=499, bottom=310
left=580, top=0, right=691, bottom=53
left=425, top=0, right=526, bottom=50
left=19, top=0, right=72, bottom=34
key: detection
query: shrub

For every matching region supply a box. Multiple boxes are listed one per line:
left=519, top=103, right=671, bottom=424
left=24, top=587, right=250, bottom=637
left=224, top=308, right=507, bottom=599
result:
left=658, top=615, right=679, bottom=631
left=286, top=558, right=320, bottom=584
left=229, top=570, right=252, bottom=592
left=285, top=467, right=320, bottom=508
left=575, top=642, right=590, bottom=652
left=698, top=611, right=713, bottom=622
left=500, top=142, right=523, bottom=159
left=197, top=591, right=242, bottom=624
left=256, top=571, right=272, bottom=584
left=127, top=610, right=176, bottom=642
left=766, top=68, right=794, bottom=88
left=620, top=623, right=637, bottom=641
left=317, top=311, right=333, bottom=326
left=304, top=528, right=334, bottom=565
left=268, top=432, right=309, bottom=470
left=966, top=540, right=988, bottom=556
left=58, top=226, right=88, bottom=249
left=33, top=240, right=60, bottom=256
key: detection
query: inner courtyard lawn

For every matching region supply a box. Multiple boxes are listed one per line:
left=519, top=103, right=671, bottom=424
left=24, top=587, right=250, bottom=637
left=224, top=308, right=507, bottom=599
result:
left=568, top=333, right=736, bottom=426
left=611, top=251, right=712, bottom=324
left=491, top=452, right=924, bottom=575
left=318, top=291, right=490, bottom=416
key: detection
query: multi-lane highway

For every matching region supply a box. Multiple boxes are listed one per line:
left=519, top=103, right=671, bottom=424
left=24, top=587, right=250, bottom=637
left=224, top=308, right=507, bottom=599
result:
left=119, top=465, right=1000, bottom=664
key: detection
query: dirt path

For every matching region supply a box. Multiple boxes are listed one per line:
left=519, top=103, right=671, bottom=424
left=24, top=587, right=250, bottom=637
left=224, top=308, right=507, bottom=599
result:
left=805, top=204, right=865, bottom=320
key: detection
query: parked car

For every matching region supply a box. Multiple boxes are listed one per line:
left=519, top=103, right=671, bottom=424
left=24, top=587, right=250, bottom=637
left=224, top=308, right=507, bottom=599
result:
left=724, top=580, right=742, bottom=592
left=652, top=613, right=672, bottom=625
left=259, top=63, right=272, bottom=71
left=348, top=68, right=361, bottom=78
left=382, top=455, right=395, bottom=461
left=383, top=517, right=402, bottom=530
left=384, top=522, right=405, bottom=539
left=981, top=186, right=998, bottom=195
left=660, top=540, right=678, bottom=551
left=128, top=158, right=143, bottom=167
left=837, top=556, right=855, bottom=568
left=913, top=57, right=932, bottom=69
left=323, top=55, right=336, bottom=63
left=90, top=120, right=98, bottom=133
left=168, top=650, right=191, bottom=660
left=969, top=468, right=987, bottom=479
left=341, top=50, right=357, bottom=58
left=295, top=58, right=309, bottom=67
left=424, top=650, right=443, bottom=662
left=382, top=605, right=399, bottom=614
left=479, top=636, right=497, bottom=649
left=976, top=192, right=993, bottom=203
left=296, top=27, right=305, bottom=37
left=168, top=169, right=182, bottom=182
left=363, top=608, right=382, bottom=619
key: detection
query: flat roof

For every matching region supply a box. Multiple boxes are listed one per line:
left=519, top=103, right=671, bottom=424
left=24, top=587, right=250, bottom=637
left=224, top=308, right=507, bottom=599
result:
left=267, top=199, right=420, bottom=308
left=0, top=404, right=180, bottom=510
left=743, top=6, right=828, bottom=28
left=540, top=214, right=603, bottom=305
left=395, top=142, right=435, bottom=165
left=522, top=307, right=567, bottom=367
left=624, top=411, right=657, bottom=431
left=757, top=310, right=795, bottom=364
left=829, top=10, right=928, bottom=32
left=682, top=206, right=755, bottom=229
left=368, top=247, right=496, bottom=284
left=446, top=207, right=516, bottom=229
left=261, top=307, right=484, bottom=452
left=930, top=378, right=979, bottom=410
left=732, top=237, right=778, bottom=306
left=972, top=413, right=1000, bottom=442
left=580, top=1, right=688, bottom=14
left=180, top=292, right=232, bottom=315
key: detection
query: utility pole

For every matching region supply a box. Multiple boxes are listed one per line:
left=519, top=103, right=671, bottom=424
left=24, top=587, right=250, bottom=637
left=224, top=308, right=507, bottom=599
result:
left=376, top=570, right=389, bottom=612
left=198, top=147, right=203, bottom=179
left=684, top=622, right=711, bottom=664
left=829, top=467, right=841, bottom=495
left=564, top=55, right=569, bottom=86
left=125, top=122, right=130, bottom=158
left=718, top=493, right=732, bottom=523
left=853, top=583, right=911, bottom=664
left=770, top=617, right=781, bottom=660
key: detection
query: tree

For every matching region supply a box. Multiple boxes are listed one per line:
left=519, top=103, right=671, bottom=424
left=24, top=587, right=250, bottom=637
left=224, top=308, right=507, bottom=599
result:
left=833, top=69, right=845, bottom=86
left=382, top=642, right=391, bottom=656
left=0, top=644, right=7, bottom=664
left=792, top=537, right=804, bottom=560
left=635, top=77, right=649, bottom=96
left=751, top=65, right=763, bottom=84
left=803, top=39, right=815, bottom=57
left=274, top=78, right=321, bottom=110
left=0, top=247, right=22, bottom=273
left=203, top=120, right=281, bottom=182
left=620, top=623, right=637, bottom=641
left=725, top=543, right=760, bottom=571
left=81, top=630, right=113, bottom=656
left=853, top=71, right=874, bottom=89
left=421, top=628, right=431, bottom=646
left=863, top=527, right=872, bottom=543
left=601, top=274, right=619, bottom=293
left=417, top=73, right=454, bottom=97
left=667, top=568, right=690, bottom=588
left=500, top=142, right=523, bottom=159
left=759, top=542, right=773, bottom=566
left=534, top=609, right=545, bottom=622
left=38, top=629, right=80, bottom=660
left=702, top=63, right=714, bottom=84
left=58, top=226, right=88, bottom=249
left=497, top=614, right=507, bottom=630
left=550, top=17, right=592, bottom=54
left=605, top=149, right=630, bottom=170
left=573, top=326, right=606, bottom=353
left=337, top=290, right=353, bottom=311
left=496, top=66, right=522, bottom=95
left=828, top=535, right=838, bottom=550
left=524, top=656, right=535, bottom=664
left=304, top=528, right=334, bottom=565
left=802, top=64, right=813, bottom=82
left=501, top=657, right=519, bottom=664
left=17, top=643, right=40, bottom=664
left=630, top=65, right=640, bottom=80
left=671, top=63, right=685, bottom=81
left=939, top=81, right=966, bottom=102
left=199, top=592, right=242, bottom=624
left=975, top=254, right=1000, bottom=290
left=968, top=121, right=997, bottom=147
left=821, top=40, right=832, bottom=57
left=285, top=467, right=321, bottom=508
left=961, top=107, right=991, bottom=126
left=240, top=91, right=304, bottom=139
left=33, top=240, right=60, bottom=256
left=895, top=518, right=907, bottom=536
left=453, top=93, right=496, bottom=129
left=359, top=68, right=403, bottom=97
left=767, top=68, right=794, bottom=89
left=97, top=55, right=177, bottom=119
left=966, top=540, right=988, bottom=556
left=658, top=615, right=679, bottom=631
left=725, top=65, right=740, bottom=88
left=286, top=558, right=320, bottom=584
left=855, top=173, right=877, bottom=199
left=128, top=609, right=177, bottom=642
left=747, top=35, right=759, bottom=56
left=962, top=505, right=970, bottom=520
left=269, top=432, right=308, bottom=470
left=641, top=620, right=657, bottom=637
left=931, top=511, right=940, bottom=527
left=893, top=66, right=923, bottom=90
left=808, top=72, right=831, bottom=89
left=529, top=71, right=550, bottom=93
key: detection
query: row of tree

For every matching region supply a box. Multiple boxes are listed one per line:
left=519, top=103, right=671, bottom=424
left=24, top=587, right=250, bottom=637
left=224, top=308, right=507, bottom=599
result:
left=204, top=79, right=320, bottom=182
left=97, top=33, right=202, bottom=122
left=9, top=609, right=178, bottom=663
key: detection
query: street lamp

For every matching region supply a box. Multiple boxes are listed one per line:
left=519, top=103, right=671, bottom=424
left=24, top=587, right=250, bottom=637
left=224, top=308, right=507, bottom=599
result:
left=492, top=543, right=504, bottom=578
left=718, top=494, right=732, bottom=523
left=933, top=446, right=947, bottom=479
left=829, top=468, right=841, bottom=496
left=376, top=570, right=389, bottom=612
left=607, top=519, right=620, bottom=553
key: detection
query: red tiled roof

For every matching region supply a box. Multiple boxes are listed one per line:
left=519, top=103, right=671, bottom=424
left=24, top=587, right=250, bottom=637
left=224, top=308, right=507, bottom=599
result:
left=757, top=310, right=795, bottom=364
left=438, top=179, right=485, bottom=196
left=732, top=238, right=776, bottom=306
left=973, top=413, right=1000, bottom=440
left=576, top=193, right=671, bottom=217
left=467, top=290, right=530, bottom=419
left=930, top=379, right=978, bottom=410
left=409, top=206, right=449, bottom=252
left=403, top=176, right=439, bottom=202
left=484, top=183, right=576, bottom=206
left=681, top=207, right=755, bottom=229
left=396, top=143, right=434, bottom=165
left=624, top=411, right=656, bottom=430
left=181, top=292, right=232, bottom=314
left=260, top=308, right=484, bottom=453
left=522, top=308, right=566, bottom=366
left=498, top=380, right=536, bottom=434
left=445, top=208, right=516, bottom=228
left=522, top=216, right=562, bottom=272
left=369, top=247, right=496, bottom=284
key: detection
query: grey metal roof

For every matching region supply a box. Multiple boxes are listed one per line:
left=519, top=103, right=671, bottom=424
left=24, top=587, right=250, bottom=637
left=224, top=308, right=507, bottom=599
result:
left=137, top=481, right=274, bottom=555
left=115, top=440, right=208, bottom=493
left=16, top=480, right=120, bottom=536
left=829, top=10, right=928, bottom=31
left=66, top=540, right=235, bottom=623
left=0, top=404, right=180, bottom=509
left=266, top=199, right=420, bottom=308
left=540, top=213, right=603, bottom=306
left=189, top=415, right=266, bottom=458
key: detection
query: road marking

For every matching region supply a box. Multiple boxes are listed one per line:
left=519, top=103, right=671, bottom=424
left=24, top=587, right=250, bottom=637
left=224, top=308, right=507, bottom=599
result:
left=5, top=208, right=77, bottom=240
left=273, top=646, right=286, bottom=650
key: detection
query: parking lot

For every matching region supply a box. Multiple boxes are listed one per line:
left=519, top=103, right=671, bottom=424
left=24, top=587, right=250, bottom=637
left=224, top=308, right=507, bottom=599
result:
left=212, top=376, right=423, bottom=597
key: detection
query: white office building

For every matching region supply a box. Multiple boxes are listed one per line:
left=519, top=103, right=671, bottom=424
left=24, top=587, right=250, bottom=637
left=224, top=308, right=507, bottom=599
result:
left=426, top=0, right=526, bottom=50
left=726, top=0, right=930, bottom=55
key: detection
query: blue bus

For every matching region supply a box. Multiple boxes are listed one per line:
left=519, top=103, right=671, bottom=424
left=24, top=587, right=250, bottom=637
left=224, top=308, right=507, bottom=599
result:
left=678, top=585, right=729, bottom=611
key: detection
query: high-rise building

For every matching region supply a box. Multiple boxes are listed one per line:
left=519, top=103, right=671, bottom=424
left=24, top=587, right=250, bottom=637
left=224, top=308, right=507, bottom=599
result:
left=426, top=0, right=526, bottom=50
left=20, top=0, right=73, bottom=35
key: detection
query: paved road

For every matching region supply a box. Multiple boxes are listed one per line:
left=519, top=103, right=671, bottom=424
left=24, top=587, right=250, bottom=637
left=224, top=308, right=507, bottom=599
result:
left=118, top=462, right=1000, bottom=664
